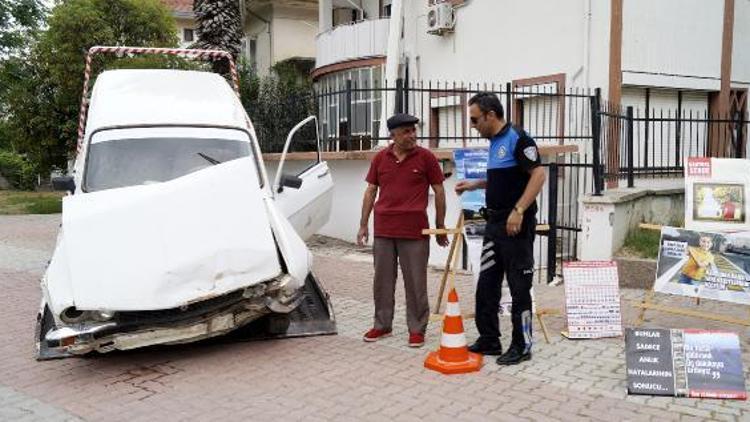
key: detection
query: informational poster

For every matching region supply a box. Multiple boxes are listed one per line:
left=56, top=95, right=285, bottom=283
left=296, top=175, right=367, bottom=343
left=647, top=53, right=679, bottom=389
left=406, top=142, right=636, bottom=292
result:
left=626, top=328, right=746, bottom=399
left=453, top=148, right=488, bottom=218
left=655, top=227, right=750, bottom=305
left=685, top=157, right=750, bottom=233
left=625, top=328, right=676, bottom=396
left=562, top=261, right=623, bottom=338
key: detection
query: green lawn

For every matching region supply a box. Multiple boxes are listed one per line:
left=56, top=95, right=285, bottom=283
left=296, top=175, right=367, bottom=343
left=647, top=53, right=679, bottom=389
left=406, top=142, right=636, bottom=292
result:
left=0, top=191, right=63, bottom=215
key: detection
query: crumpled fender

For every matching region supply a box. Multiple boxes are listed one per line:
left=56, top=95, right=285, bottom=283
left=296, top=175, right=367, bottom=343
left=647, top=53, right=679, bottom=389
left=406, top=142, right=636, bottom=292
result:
left=263, top=197, right=312, bottom=294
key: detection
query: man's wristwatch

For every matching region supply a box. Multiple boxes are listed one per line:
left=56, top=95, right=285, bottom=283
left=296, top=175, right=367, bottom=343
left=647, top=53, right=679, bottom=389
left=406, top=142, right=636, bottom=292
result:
left=513, top=205, right=525, bottom=215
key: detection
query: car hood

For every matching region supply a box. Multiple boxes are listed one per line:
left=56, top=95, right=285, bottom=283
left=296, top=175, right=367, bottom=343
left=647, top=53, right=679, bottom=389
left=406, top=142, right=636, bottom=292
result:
left=61, top=157, right=282, bottom=311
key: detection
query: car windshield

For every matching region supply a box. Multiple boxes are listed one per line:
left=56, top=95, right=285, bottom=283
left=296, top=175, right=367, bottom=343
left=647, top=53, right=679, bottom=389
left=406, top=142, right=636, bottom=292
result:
left=84, top=134, right=252, bottom=192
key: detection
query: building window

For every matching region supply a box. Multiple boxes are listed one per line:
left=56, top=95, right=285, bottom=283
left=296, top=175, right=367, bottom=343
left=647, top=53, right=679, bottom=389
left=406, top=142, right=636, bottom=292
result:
left=382, top=0, right=392, bottom=17
left=183, top=28, right=194, bottom=42
left=249, top=38, right=257, bottom=71
left=316, top=66, right=384, bottom=144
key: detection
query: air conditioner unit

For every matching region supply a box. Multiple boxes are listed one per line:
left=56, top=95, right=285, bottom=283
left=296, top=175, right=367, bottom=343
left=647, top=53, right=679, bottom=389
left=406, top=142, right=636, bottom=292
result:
left=427, top=2, right=456, bottom=35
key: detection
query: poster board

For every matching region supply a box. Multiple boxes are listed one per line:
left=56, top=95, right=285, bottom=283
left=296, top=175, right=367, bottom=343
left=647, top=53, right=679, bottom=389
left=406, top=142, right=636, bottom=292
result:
left=654, top=226, right=750, bottom=305
left=685, top=157, right=750, bottom=233
left=626, top=328, right=746, bottom=399
left=562, top=261, right=623, bottom=338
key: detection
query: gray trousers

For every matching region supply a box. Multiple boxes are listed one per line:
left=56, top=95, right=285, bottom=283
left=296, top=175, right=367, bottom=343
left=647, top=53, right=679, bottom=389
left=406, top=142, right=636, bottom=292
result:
left=372, top=237, right=430, bottom=335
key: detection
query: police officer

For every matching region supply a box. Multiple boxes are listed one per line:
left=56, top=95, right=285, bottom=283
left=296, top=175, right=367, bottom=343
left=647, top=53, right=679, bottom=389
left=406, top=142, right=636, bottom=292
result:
left=455, top=92, right=545, bottom=365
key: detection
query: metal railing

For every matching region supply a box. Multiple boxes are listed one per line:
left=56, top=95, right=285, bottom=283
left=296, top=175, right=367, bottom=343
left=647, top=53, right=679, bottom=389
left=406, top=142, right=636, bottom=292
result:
left=601, top=102, right=749, bottom=187
left=312, top=79, right=600, bottom=282
left=256, top=78, right=748, bottom=282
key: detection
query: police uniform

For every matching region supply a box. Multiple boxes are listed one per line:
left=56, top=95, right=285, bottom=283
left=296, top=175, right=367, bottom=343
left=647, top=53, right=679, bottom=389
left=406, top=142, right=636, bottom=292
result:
left=475, top=123, right=541, bottom=356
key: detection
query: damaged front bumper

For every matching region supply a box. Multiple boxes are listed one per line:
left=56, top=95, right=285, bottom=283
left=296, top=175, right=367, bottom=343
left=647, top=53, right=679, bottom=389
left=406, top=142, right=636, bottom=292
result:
left=37, top=274, right=306, bottom=359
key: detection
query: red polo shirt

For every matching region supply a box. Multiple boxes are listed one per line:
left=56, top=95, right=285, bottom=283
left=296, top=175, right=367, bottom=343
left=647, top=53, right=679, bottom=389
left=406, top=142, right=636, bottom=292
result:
left=365, top=145, right=444, bottom=239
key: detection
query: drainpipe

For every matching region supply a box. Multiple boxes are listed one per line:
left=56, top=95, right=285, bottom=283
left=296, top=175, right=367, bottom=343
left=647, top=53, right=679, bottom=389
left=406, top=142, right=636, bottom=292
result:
left=247, top=9, right=272, bottom=74
left=378, top=0, right=404, bottom=144
left=583, top=0, right=591, bottom=87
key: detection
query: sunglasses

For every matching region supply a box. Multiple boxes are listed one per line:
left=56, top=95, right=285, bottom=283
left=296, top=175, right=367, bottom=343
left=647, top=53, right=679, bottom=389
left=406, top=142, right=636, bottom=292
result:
left=470, top=112, right=490, bottom=125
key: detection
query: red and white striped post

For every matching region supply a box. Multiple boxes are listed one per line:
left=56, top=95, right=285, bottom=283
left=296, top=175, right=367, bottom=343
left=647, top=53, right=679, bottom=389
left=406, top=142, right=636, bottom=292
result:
left=75, top=46, right=240, bottom=154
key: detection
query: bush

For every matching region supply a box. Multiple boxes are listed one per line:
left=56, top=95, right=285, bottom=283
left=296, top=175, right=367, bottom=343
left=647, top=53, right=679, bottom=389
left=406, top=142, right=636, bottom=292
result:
left=0, top=150, right=37, bottom=190
left=239, top=59, right=316, bottom=153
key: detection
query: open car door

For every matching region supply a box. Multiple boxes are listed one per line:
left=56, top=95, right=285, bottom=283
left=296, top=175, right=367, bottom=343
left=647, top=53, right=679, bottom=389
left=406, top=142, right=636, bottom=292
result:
left=273, top=116, right=333, bottom=241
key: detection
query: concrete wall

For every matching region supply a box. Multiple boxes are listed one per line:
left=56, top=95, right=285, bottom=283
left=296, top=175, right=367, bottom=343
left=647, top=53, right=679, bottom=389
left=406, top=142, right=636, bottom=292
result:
left=243, top=6, right=317, bottom=75
left=402, top=0, right=588, bottom=86
left=579, top=186, right=685, bottom=260
left=622, top=0, right=724, bottom=91
left=732, top=0, right=750, bottom=87
left=315, top=0, right=749, bottom=97
left=265, top=156, right=553, bottom=274
left=244, top=7, right=273, bottom=75
left=265, top=158, right=459, bottom=267
left=273, top=7, right=318, bottom=62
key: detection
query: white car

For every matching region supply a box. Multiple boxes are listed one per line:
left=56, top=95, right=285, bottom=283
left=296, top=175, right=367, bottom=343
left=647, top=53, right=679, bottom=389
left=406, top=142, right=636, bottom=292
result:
left=37, top=67, right=335, bottom=358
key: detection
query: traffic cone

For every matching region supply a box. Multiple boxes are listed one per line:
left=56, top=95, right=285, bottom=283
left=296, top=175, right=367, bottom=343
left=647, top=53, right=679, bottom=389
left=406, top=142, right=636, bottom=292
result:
left=424, top=288, right=482, bottom=374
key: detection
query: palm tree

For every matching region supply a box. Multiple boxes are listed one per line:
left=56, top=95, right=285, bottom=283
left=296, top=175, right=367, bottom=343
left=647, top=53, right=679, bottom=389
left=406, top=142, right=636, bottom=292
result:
left=192, top=0, right=243, bottom=73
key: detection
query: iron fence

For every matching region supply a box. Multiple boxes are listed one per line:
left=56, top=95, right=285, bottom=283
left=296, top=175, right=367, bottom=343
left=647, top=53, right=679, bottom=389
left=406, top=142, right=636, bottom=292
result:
left=311, top=79, right=602, bottom=282
left=256, top=78, right=748, bottom=283
left=601, top=102, right=749, bottom=186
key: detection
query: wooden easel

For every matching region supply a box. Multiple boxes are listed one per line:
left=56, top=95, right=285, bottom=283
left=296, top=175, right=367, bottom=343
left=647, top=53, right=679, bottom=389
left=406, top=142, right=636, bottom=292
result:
left=423, top=214, right=556, bottom=343
left=634, top=223, right=750, bottom=326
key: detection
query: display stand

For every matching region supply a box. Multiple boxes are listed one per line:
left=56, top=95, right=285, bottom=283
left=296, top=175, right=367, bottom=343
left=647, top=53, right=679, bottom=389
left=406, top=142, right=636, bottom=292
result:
left=423, top=214, right=556, bottom=343
left=634, top=223, right=750, bottom=327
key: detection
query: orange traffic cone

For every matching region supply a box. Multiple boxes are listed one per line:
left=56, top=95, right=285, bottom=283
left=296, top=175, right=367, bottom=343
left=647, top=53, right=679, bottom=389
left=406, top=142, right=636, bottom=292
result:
left=424, top=288, right=482, bottom=374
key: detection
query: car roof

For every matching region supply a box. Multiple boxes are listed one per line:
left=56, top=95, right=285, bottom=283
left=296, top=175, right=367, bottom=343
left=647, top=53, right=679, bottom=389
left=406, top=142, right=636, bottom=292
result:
left=85, top=69, right=247, bottom=132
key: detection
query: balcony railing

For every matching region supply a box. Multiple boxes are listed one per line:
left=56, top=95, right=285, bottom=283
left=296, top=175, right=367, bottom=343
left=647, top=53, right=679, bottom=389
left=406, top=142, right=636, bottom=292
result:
left=315, top=18, right=389, bottom=69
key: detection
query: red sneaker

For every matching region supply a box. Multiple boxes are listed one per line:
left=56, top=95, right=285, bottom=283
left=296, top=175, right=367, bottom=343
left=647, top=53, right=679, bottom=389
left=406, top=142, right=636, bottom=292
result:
left=408, top=332, right=425, bottom=348
left=363, top=328, right=392, bottom=342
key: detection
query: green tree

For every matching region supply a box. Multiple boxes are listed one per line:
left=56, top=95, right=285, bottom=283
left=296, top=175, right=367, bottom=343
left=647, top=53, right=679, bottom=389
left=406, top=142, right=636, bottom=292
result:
left=0, top=0, right=47, bottom=56
left=192, top=0, right=243, bottom=74
left=1, top=0, right=178, bottom=173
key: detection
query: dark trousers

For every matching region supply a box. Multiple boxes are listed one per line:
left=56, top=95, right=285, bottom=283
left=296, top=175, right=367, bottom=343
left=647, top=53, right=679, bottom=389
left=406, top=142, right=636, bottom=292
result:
left=475, top=221, right=535, bottom=352
left=372, top=237, right=430, bottom=335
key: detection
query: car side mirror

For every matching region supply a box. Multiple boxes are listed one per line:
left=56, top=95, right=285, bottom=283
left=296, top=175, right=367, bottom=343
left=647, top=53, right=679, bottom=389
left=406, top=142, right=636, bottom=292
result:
left=277, top=173, right=303, bottom=193
left=52, top=176, right=75, bottom=193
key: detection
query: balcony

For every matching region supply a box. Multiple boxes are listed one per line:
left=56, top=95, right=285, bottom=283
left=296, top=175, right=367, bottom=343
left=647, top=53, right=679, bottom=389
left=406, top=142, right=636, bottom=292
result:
left=315, top=18, right=390, bottom=70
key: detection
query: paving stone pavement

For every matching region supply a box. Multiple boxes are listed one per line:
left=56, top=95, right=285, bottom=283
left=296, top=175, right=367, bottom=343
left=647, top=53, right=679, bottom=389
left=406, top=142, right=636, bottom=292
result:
left=1, top=214, right=749, bottom=421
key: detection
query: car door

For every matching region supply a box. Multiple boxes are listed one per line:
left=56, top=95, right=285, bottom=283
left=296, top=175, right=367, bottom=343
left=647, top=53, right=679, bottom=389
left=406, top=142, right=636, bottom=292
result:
left=273, top=116, right=333, bottom=241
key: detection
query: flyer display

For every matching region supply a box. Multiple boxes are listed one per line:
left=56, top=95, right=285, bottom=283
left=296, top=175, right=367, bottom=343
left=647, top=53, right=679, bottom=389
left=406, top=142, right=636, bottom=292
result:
left=562, top=261, right=623, bottom=338
left=655, top=227, right=750, bottom=305
left=626, top=328, right=746, bottom=400
left=685, top=157, right=750, bottom=233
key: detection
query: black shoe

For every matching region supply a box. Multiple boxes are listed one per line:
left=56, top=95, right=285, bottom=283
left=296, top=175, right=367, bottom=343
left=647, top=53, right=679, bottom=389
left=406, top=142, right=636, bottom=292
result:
left=496, top=347, right=531, bottom=365
left=467, top=340, right=503, bottom=355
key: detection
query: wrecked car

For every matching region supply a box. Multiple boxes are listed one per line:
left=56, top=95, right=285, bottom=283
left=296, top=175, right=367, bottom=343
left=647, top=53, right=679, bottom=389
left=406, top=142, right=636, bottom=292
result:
left=36, top=47, right=335, bottom=359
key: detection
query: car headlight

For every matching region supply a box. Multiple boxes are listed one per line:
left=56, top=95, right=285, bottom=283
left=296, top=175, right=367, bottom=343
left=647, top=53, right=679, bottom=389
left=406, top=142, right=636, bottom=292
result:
left=90, top=310, right=116, bottom=322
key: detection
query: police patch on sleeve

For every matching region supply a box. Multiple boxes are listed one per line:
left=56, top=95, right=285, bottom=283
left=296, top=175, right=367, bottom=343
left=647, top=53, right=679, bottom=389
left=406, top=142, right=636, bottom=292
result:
left=523, top=146, right=538, bottom=161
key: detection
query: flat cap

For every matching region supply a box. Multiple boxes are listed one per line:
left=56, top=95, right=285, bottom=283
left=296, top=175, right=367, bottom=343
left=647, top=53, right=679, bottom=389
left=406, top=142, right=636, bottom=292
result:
left=387, top=113, right=419, bottom=131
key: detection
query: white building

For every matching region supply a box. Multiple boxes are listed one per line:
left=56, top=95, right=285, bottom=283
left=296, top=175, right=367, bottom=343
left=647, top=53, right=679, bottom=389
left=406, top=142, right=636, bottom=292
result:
left=308, top=0, right=750, bottom=267
left=161, top=0, right=319, bottom=75
left=161, top=0, right=198, bottom=48
left=314, top=0, right=749, bottom=142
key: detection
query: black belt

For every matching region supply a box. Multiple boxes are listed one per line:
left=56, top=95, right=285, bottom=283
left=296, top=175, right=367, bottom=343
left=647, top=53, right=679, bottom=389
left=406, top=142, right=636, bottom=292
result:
left=480, top=207, right=509, bottom=222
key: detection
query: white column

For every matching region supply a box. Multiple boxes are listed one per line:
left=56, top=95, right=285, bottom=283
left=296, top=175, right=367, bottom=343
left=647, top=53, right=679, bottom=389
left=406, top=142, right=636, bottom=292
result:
left=319, top=0, right=333, bottom=33
left=378, top=0, right=403, bottom=145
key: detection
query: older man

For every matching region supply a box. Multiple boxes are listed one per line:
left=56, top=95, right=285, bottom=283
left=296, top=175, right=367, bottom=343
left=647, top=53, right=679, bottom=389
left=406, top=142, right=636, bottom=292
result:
left=357, top=113, right=449, bottom=347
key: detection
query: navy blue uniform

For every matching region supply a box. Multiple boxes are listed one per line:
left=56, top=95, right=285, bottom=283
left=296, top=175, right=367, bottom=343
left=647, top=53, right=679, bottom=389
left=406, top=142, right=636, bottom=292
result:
left=476, top=123, right=541, bottom=353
